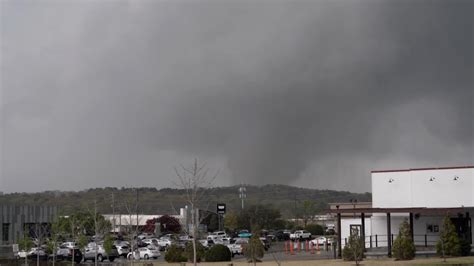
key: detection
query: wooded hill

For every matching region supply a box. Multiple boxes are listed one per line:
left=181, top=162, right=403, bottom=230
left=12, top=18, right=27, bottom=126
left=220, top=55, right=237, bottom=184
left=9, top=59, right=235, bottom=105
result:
left=0, top=185, right=371, bottom=218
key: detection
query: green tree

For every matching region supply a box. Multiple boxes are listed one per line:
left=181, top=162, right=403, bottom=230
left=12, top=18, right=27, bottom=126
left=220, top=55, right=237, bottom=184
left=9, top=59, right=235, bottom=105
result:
left=224, top=211, right=239, bottom=232
left=46, top=216, right=69, bottom=266
left=305, top=224, right=324, bottom=236
left=392, top=218, right=416, bottom=260
left=18, top=236, right=33, bottom=251
left=238, top=204, right=282, bottom=230
left=18, top=235, right=33, bottom=266
left=342, top=229, right=364, bottom=265
left=205, top=244, right=232, bottom=262
left=184, top=241, right=205, bottom=262
left=300, top=200, right=317, bottom=227
left=164, top=244, right=187, bottom=262
left=103, top=234, right=114, bottom=261
left=242, top=235, right=265, bottom=266
left=436, top=216, right=461, bottom=257
left=77, top=234, right=88, bottom=250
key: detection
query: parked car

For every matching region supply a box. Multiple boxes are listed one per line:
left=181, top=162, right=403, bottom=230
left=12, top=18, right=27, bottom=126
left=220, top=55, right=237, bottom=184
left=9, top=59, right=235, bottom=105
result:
left=207, top=231, right=227, bottom=240
left=310, top=236, right=333, bottom=246
left=137, top=233, right=154, bottom=240
left=56, top=246, right=83, bottom=263
left=227, top=238, right=248, bottom=257
left=259, top=237, right=271, bottom=250
left=290, top=230, right=311, bottom=240
left=213, top=237, right=231, bottom=245
left=142, top=238, right=159, bottom=246
left=127, top=246, right=161, bottom=260
left=83, top=243, right=119, bottom=262
left=237, top=230, right=252, bottom=238
left=16, top=247, right=47, bottom=260
left=114, top=241, right=130, bottom=257
left=157, top=236, right=173, bottom=250
left=59, top=241, right=77, bottom=249
left=179, top=235, right=192, bottom=241
left=275, top=230, right=290, bottom=241
left=199, top=239, right=215, bottom=248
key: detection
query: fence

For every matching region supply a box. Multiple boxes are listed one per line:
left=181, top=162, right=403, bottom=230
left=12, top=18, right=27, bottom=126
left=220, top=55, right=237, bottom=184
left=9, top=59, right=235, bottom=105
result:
left=343, top=234, right=439, bottom=249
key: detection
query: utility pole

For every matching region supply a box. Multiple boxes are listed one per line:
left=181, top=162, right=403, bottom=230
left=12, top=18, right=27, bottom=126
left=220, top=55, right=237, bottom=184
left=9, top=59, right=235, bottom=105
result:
left=294, top=194, right=298, bottom=225
left=136, top=188, right=139, bottom=240
left=94, top=199, right=98, bottom=266
left=112, top=192, right=115, bottom=233
left=239, top=185, right=246, bottom=210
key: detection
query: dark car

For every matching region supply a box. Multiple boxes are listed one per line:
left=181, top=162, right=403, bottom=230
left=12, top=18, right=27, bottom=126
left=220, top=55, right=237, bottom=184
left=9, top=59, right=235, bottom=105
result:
left=275, top=230, right=290, bottom=241
left=55, top=247, right=83, bottom=263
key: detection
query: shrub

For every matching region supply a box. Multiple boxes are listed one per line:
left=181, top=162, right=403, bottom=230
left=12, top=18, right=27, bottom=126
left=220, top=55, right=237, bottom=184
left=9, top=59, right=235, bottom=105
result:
left=205, top=244, right=232, bottom=262
left=460, top=239, right=471, bottom=256
left=392, top=219, right=416, bottom=260
left=164, top=244, right=187, bottom=263
left=18, top=237, right=33, bottom=251
left=242, top=236, right=265, bottom=265
left=342, top=231, right=364, bottom=265
left=305, top=224, right=324, bottom=236
left=184, top=240, right=205, bottom=262
left=436, top=216, right=461, bottom=257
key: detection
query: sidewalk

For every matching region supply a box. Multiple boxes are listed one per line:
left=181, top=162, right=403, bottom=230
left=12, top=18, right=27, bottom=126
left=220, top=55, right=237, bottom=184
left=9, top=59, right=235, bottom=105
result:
left=152, top=256, right=474, bottom=266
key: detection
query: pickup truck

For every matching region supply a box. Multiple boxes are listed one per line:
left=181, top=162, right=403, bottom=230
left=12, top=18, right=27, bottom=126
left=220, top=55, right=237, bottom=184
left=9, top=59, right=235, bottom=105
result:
left=289, top=230, right=311, bottom=240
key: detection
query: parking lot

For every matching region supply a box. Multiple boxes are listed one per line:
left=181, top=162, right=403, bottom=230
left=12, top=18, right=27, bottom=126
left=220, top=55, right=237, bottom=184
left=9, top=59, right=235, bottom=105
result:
left=54, top=241, right=336, bottom=265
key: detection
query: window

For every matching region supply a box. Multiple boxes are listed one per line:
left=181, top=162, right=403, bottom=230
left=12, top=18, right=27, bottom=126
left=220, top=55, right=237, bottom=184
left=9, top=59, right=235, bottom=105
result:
left=350, top=225, right=361, bottom=236
left=2, top=223, right=9, bottom=242
left=426, top=224, right=439, bottom=233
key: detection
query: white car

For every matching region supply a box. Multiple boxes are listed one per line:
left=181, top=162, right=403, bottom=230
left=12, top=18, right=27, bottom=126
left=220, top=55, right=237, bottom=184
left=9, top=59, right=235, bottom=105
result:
left=199, top=239, right=215, bottom=248
left=60, top=241, right=77, bottom=248
left=157, top=237, right=172, bottom=248
left=137, top=233, right=154, bottom=240
left=127, top=246, right=161, bottom=260
left=290, top=230, right=311, bottom=240
left=114, top=241, right=130, bottom=257
left=16, top=247, right=46, bottom=259
left=310, top=236, right=333, bottom=246
left=207, top=231, right=226, bottom=239
left=142, top=238, right=159, bottom=246
left=227, top=238, right=248, bottom=256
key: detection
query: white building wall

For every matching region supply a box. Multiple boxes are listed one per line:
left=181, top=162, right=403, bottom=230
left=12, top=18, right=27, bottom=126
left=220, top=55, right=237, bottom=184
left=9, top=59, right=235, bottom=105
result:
left=340, top=218, right=371, bottom=248
left=361, top=166, right=474, bottom=248
left=372, top=171, right=411, bottom=208
left=372, top=167, right=473, bottom=208
left=365, top=213, right=445, bottom=247
left=410, top=168, right=473, bottom=208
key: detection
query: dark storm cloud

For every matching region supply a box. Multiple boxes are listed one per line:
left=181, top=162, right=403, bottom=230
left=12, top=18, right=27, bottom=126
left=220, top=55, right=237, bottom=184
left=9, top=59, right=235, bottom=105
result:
left=1, top=0, right=472, bottom=192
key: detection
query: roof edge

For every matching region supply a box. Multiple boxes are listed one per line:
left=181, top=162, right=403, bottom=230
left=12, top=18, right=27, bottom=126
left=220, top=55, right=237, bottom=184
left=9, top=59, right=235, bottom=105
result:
left=371, top=165, right=474, bottom=173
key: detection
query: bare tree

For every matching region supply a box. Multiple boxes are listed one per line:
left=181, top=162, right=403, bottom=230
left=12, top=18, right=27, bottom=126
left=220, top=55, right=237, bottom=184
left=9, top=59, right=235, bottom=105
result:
left=32, top=223, right=49, bottom=266
left=121, top=189, right=142, bottom=265
left=174, top=159, right=217, bottom=266
left=83, top=199, right=112, bottom=265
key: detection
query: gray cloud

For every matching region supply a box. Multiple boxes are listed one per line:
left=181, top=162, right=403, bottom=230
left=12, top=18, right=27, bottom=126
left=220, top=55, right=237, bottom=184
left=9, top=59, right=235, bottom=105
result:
left=1, top=0, right=472, bottom=193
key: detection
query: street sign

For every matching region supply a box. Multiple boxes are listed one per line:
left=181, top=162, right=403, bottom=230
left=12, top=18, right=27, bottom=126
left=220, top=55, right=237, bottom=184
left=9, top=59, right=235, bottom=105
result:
left=217, top=203, right=226, bottom=214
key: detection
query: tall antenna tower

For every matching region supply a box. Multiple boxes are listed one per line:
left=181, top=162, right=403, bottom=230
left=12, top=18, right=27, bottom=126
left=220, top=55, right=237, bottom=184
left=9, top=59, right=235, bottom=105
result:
left=239, top=185, right=246, bottom=210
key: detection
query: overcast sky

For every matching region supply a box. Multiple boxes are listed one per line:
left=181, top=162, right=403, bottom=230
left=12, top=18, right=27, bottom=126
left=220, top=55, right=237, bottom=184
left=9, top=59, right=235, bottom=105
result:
left=1, top=0, right=472, bottom=193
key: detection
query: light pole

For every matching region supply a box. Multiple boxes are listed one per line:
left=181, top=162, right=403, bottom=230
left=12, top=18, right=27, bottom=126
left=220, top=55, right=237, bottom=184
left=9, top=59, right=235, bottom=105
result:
left=350, top=199, right=358, bottom=218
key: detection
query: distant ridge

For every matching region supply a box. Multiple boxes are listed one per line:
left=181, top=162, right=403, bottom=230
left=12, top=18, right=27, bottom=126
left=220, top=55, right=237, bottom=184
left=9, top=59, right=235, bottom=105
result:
left=0, top=185, right=371, bottom=218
